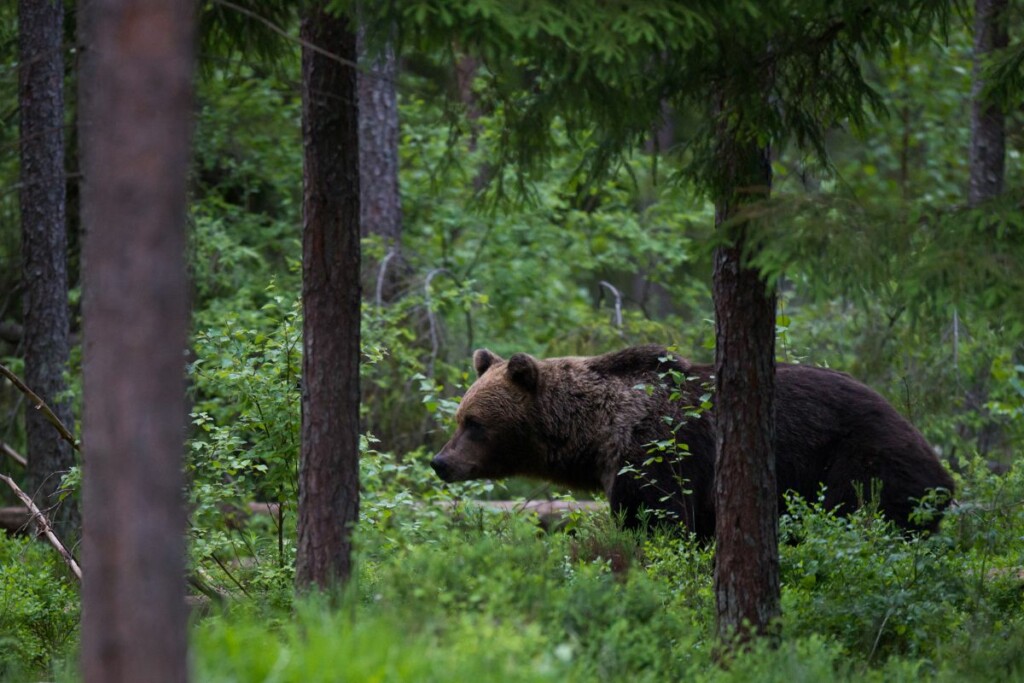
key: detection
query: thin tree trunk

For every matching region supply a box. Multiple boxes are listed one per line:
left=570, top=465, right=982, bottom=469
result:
left=78, top=0, right=195, bottom=681
left=18, top=0, right=78, bottom=542
left=358, top=32, right=401, bottom=245
left=296, top=3, right=361, bottom=590
left=357, top=26, right=403, bottom=303
left=968, top=0, right=1008, bottom=206
left=712, top=138, right=780, bottom=645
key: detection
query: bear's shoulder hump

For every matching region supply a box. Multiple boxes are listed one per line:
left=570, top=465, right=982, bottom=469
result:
left=587, top=345, right=691, bottom=377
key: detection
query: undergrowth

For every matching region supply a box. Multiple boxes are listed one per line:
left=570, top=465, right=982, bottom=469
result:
left=4, top=456, right=1024, bottom=681
left=0, top=535, right=79, bottom=682
left=188, top=467, right=1024, bottom=682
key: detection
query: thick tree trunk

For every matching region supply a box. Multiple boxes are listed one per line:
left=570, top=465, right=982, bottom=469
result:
left=296, top=4, right=361, bottom=590
left=18, top=0, right=78, bottom=541
left=357, top=27, right=403, bottom=303
left=78, top=1, right=195, bottom=681
left=712, top=140, right=780, bottom=644
left=968, top=0, right=1008, bottom=206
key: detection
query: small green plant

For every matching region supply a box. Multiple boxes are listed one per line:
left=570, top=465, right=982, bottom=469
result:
left=619, top=364, right=713, bottom=522
left=0, top=535, right=79, bottom=679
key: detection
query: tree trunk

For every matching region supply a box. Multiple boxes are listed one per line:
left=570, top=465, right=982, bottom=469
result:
left=18, top=0, right=78, bottom=542
left=78, top=1, right=195, bottom=681
left=968, top=0, right=1008, bottom=206
left=357, top=26, right=403, bottom=303
left=712, top=139, right=780, bottom=644
left=296, top=3, right=361, bottom=590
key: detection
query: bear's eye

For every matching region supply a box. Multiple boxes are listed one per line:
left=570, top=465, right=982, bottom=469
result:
left=463, top=416, right=485, bottom=441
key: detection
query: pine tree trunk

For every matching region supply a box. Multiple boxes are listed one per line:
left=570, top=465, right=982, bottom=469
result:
left=968, top=0, right=1008, bottom=206
left=296, top=3, right=361, bottom=590
left=357, top=27, right=403, bottom=303
left=712, top=139, right=780, bottom=644
left=78, top=1, right=194, bottom=680
left=18, top=0, right=78, bottom=541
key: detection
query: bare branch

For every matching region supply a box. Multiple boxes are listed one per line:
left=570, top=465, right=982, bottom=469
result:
left=0, top=473, right=81, bottom=581
left=1, top=441, right=27, bottom=467
left=0, top=362, right=80, bottom=452
left=375, top=247, right=398, bottom=308
left=598, top=280, right=624, bottom=329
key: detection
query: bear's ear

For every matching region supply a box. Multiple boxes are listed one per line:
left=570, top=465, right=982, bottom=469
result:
left=473, top=349, right=502, bottom=377
left=507, top=353, right=539, bottom=392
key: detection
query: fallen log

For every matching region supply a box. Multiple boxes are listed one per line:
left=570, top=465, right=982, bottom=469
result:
left=242, top=498, right=604, bottom=530
left=438, top=499, right=605, bottom=530
left=0, top=505, right=33, bottom=533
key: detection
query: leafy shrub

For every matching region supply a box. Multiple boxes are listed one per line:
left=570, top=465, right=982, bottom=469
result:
left=779, top=493, right=968, bottom=660
left=0, top=535, right=79, bottom=679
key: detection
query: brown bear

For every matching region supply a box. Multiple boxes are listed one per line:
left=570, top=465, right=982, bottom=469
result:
left=431, top=345, right=955, bottom=539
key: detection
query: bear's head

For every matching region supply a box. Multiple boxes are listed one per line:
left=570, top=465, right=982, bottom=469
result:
left=430, top=349, right=543, bottom=483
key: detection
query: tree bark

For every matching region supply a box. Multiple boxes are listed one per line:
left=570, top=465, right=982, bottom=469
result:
left=296, top=3, right=361, bottom=590
left=357, top=25, right=404, bottom=303
left=18, top=0, right=78, bottom=542
left=712, top=139, right=780, bottom=644
left=78, top=1, right=195, bottom=681
left=968, top=0, right=1008, bottom=207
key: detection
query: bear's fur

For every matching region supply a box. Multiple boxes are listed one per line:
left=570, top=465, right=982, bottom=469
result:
left=431, top=345, right=955, bottom=539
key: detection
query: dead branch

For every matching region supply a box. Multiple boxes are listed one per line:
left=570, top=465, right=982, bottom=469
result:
left=1, top=441, right=27, bottom=467
left=0, top=362, right=80, bottom=452
left=598, top=280, right=624, bottom=329
left=0, top=473, right=81, bottom=581
left=375, top=248, right=399, bottom=308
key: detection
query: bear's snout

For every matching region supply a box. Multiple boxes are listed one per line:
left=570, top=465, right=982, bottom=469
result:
left=430, top=454, right=455, bottom=482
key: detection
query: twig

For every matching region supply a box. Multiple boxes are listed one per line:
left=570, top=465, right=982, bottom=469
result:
left=1, top=441, right=27, bottom=467
left=0, top=473, right=82, bottom=581
left=868, top=607, right=894, bottom=663
left=0, top=362, right=80, bottom=452
left=210, top=553, right=252, bottom=598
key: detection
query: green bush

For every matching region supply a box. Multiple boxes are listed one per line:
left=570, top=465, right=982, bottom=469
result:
left=780, top=494, right=968, bottom=661
left=0, top=535, right=79, bottom=680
